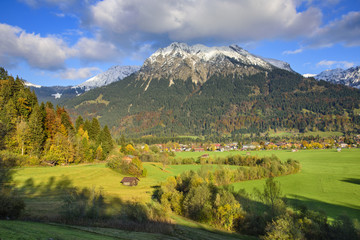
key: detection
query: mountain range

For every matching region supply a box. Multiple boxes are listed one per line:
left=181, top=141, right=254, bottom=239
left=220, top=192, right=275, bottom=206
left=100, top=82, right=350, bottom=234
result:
left=27, top=42, right=359, bottom=108
left=26, top=66, right=140, bottom=104
left=59, top=42, right=360, bottom=138
left=308, top=66, right=360, bottom=89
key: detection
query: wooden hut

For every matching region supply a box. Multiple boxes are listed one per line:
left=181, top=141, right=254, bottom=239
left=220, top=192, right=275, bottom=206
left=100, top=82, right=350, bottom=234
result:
left=120, top=177, right=139, bottom=186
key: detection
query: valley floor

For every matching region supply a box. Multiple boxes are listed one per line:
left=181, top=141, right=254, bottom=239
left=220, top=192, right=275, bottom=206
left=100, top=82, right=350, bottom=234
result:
left=3, top=148, right=359, bottom=239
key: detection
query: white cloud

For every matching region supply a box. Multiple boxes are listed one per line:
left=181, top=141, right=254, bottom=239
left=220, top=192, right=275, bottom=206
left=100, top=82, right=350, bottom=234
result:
left=87, top=0, right=322, bottom=42
left=317, top=60, right=354, bottom=69
left=57, top=67, right=101, bottom=80
left=283, top=48, right=304, bottom=55
left=307, top=11, right=360, bottom=47
left=0, top=23, right=122, bottom=70
left=0, top=23, right=69, bottom=70
left=73, top=37, right=120, bottom=62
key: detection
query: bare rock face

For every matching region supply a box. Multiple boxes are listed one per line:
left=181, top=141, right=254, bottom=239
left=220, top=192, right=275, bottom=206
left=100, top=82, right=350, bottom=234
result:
left=136, top=42, right=273, bottom=88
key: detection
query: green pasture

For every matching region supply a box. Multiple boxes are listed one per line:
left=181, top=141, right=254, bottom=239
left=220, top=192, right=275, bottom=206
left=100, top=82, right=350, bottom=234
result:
left=13, top=162, right=238, bottom=218
left=11, top=148, right=360, bottom=222
left=231, top=149, right=360, bottom=221
left=177, top=149, right=360, bottom=221
left=0, top=219, right=254, bottom=240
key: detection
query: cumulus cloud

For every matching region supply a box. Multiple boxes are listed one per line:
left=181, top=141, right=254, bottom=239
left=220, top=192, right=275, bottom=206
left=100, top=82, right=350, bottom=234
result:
left=0, top=23, right=69, bottom=70
left=73, top=37, right=120, bottom=62
left=307, top=11, right=360, bottom=47
left=87, top=0, right=322, bottom=43
left=0, top=23, right=122, bottom=70
left=317, top=60, right=354, bottom=69
left=57, top=67, right=101, bottom=80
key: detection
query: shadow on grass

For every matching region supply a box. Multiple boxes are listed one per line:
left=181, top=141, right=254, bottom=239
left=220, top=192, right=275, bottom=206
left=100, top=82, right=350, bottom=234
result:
left=15, top=176, right=255, bottom=239
left=286, top=194, right=360, bottom=221
left=16, top=175, right=174, bottom=234
left=341, top=178, right=360, bottom=185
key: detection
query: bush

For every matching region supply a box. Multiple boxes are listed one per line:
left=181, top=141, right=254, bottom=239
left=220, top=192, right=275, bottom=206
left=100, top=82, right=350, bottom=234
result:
left=0, top=193, right=25, bottom=219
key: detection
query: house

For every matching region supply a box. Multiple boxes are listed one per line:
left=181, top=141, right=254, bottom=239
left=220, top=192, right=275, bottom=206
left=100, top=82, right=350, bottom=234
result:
left=120, top=177, right=139, bottom=186
left=193, top=147, right=205, bottom=152
left=339, top=143, right=348, bottom=148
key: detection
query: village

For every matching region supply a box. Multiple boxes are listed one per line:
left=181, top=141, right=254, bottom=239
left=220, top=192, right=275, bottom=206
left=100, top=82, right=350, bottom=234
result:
left=147, top=135, right=360, bottom=153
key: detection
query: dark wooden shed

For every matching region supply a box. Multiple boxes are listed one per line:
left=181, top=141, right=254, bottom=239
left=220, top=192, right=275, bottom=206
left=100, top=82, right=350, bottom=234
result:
left=120, top=177, right=139, bottom=186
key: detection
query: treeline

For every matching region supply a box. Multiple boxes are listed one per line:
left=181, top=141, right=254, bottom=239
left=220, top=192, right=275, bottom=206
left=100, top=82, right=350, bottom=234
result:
left=0, top=67, right=113, bottom=165
left=156, top=174, right=359, bottom=239
left=154, top=154, right=300, bottom=185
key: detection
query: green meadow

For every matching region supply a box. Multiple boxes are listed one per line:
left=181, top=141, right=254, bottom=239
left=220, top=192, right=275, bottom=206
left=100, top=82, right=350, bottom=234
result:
left=11, top=148, right=360, bottom=222
left=0, top=219, right=255, bottom=240
left=177, top=149, right=360, bottom=221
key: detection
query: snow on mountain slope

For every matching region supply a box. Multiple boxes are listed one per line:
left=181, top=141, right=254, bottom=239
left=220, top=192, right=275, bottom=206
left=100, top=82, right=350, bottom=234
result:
left=139, top=42, right=276, bottom=86
left=260, top=57, right=294, bottom=72
left=24, top=80, right=41, bottom=88
left=148, top=42, right=272, bottom=69
left=73, top=65, right=140, bottom=91
left=314, top=67, right=360, bottom=89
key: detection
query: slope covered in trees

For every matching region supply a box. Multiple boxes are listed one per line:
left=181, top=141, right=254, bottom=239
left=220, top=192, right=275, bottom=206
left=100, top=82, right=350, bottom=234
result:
left=0, top=68, right=113, bottom=165
left=64, top=67, right=360, bottom=138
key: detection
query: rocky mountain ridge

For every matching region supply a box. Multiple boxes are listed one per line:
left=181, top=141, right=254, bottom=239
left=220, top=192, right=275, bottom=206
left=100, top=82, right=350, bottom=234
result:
left=73, top=65, right=140, bottom=92
left=137, top=42, right=294, bottom=88
left=313, top=66, right=360, bottom=89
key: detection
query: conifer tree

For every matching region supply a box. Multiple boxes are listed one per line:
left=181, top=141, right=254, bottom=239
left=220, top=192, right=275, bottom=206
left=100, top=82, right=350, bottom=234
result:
left=98, top=125, right=113, bottom=157
left=75, top=116, right=84, bottom=132
left=90, top=118, right=101, bottom=141
left=27, top=105, right=45, bottom=156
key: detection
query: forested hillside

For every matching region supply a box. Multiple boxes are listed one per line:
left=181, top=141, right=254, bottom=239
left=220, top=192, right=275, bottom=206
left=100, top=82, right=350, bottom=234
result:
left=0, top=68, right=113, bottom=165
left=64, top=67, right=360, bottom=138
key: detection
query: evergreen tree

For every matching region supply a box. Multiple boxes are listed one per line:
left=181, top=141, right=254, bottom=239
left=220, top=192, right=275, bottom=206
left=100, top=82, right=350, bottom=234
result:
left=90, top=118, right=101, bottom=141
left=27, top=105, right=45, bottom=156
left=75, top=116, right=84, bottom=132
left=98, top=125, right=113, bottom=157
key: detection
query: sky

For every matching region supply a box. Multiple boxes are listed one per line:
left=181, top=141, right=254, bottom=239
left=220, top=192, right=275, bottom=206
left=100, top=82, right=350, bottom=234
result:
left=1, top=0, right=360, bottom=86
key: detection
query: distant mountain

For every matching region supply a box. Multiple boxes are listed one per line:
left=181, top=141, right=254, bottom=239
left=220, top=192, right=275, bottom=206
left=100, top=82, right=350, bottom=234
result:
left=63, top=42, right=360, bottom=138
left=28, top=65, right=140, bottom=104
left=73, top=65, right=140, bottom=91
left=309, top=66, right=360, bottom=89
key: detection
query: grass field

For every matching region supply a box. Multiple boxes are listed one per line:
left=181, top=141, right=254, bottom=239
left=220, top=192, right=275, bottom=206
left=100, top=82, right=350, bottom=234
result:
left=12, top=161, right=240, bottom=218
left=177, top=149, right=360, bottom=221
left=12, top=148, right=360, bottom=222
left=0, top=219, right=256, bottom=240
left=6, top=148, right=359, bottom=240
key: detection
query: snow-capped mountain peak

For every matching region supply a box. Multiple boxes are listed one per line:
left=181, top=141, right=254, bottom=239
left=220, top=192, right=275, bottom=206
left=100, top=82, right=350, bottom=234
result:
left=140, top=42, right=281, bottom=86
left=148, top=42, right=272, bottom=69
left=313, top=66, right=360, bottom=89
left=73, top=65, right=140, bottom=91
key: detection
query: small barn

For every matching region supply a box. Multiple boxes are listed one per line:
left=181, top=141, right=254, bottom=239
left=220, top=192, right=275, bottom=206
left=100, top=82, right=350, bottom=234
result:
left=120, top=177, right=139, bottom=186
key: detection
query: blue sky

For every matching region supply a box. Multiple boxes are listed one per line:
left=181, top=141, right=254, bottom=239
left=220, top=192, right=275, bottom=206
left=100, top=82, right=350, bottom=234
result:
left=1, top=0, right=360, bottom=86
